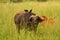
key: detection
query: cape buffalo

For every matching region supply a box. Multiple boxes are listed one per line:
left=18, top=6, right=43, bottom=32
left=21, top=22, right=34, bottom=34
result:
left=14, top=9, right=44, bottom=34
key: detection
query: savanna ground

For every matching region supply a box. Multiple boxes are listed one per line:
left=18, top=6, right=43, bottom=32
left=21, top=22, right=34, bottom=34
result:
left=0, top=1, right=60, bottom=40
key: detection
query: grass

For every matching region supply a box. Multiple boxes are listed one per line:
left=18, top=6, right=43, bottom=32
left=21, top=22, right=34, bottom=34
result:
left=0, top=1, right=60, bottom=40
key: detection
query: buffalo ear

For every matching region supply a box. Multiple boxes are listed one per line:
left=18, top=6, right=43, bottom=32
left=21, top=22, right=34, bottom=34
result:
left=29, top=9, right=32, bottom=13
left=24, top=9, right=28, bottom=12
left=37, top=16, right=43, bottom=22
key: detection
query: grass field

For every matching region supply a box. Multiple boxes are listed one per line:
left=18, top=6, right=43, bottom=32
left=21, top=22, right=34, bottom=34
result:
left=0, top=2, right=60, bottom=40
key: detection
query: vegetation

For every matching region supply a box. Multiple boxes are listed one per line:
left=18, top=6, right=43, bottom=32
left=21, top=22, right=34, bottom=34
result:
left=0, top=0, right=60, bottom=3
left=0, top=2, right=60, bottom=40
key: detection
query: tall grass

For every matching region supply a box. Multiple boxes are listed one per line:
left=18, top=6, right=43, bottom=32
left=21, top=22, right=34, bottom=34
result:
left=0, top=0, right=60, bottom=3
left=0, top=2, right=60, bottom=40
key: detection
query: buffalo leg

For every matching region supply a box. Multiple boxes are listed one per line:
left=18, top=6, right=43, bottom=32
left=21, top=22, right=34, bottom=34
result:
left=15, top=23, right=20, bottom=34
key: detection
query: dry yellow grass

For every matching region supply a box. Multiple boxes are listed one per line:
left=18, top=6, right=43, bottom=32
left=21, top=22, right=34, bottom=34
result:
left=0, top=2, right=60, bottom=40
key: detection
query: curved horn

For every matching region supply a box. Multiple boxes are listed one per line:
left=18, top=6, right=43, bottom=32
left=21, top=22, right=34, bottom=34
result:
left=24, top=9, right=28, bottom=12
left=29, top=9, right=32, bottom=13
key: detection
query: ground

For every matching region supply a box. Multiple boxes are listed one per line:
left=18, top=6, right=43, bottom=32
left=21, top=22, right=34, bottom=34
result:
left=0, top=1, right=60, bottom=40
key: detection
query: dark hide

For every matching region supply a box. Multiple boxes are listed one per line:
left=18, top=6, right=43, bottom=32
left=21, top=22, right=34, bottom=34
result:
left=14, top=9, right=44, bottom=34
left=14, top=9, right=36, bottom=33
left=28, top=16, right=43, bottom=32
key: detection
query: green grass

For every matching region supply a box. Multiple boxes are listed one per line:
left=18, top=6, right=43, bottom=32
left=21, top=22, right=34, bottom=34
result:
left=0, top=2, right=60, bottom=40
